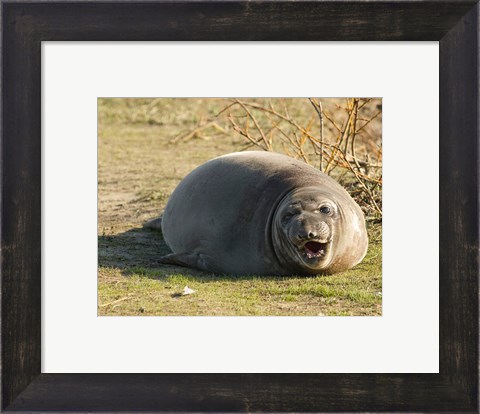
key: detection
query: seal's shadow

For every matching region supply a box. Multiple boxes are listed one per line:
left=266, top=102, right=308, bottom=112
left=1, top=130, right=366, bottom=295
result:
left=98, top=227, right=209, bottom=279
left=98, top=227, right=292, bottom=282
left=98, top=227, right=170, bottom=269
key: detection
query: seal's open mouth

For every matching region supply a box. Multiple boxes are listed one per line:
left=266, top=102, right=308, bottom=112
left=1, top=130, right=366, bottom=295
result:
left=303, top=241, right=329, bottom=259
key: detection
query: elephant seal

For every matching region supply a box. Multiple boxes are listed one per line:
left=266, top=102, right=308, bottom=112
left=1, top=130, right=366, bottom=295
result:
left=149, top=151, right=368, bottom=275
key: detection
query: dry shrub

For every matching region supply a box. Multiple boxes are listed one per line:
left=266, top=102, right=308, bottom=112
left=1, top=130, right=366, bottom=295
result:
left=171, top=98, right=382, bottom=220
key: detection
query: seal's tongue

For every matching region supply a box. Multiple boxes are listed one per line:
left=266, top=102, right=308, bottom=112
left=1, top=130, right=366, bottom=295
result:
left=304, top=241, right=326, bottom=258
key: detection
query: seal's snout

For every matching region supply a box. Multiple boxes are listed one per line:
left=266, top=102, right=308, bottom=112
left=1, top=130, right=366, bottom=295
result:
left=293, top=220, right=332, bottom=260
left=297, top=221, right=331, bottom=242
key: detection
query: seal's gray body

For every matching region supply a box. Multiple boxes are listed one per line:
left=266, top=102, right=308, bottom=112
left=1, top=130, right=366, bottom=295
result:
left=160, top=151, right=368, bottom=275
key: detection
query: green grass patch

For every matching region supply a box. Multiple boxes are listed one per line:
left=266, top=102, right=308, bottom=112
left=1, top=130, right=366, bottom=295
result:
left=98, top=224, right=381, bottom=316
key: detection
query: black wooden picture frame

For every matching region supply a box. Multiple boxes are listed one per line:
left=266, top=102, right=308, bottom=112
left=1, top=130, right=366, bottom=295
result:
left=1, top=1, right=478, bottom=412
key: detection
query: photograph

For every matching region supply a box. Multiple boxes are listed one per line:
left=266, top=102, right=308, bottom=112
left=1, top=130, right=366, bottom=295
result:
left=98, top=98, right=382, bottom=316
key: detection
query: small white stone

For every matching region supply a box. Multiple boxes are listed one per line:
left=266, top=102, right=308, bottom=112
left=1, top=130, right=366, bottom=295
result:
left=182, top=286, right=195, bottom=296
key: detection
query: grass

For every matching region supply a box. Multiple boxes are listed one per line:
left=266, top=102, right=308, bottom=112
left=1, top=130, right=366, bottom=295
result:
left=98, top=98, right=382, bottom=316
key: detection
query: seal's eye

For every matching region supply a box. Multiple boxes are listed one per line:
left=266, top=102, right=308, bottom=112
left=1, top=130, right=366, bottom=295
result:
left=320, top=206, right=331, bottom=214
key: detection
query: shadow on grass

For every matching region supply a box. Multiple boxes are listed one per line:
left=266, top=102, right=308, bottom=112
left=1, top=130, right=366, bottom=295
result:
left=98, top=226, right=179, bottom=270
left=98, top=227, right=300, bottom=283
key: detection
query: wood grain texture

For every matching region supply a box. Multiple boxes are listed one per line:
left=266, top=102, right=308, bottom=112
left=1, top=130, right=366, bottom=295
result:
left=1, top=3, right=42, bottom=411
left=1, top=1, right=478, bottom=412
left=439, top=3, right=479, bottom=409
left=2, top=1, right=478, bottom=41
left=3, top=373, right=475, bottom=412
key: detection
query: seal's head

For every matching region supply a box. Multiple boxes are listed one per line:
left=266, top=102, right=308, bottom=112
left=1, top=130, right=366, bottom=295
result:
left=272, top=186, right=368, bottom=275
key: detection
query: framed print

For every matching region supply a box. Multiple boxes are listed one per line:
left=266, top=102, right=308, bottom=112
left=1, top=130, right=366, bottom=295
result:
left=42, top=42, right=437, bottom=375
left=2, top=1, right=478, bottom=412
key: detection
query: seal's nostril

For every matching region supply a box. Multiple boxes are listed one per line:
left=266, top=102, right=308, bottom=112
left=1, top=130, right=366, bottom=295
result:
left=298, top=229, right=308, bottom=240
left=299, top=230, right=317, bottom=240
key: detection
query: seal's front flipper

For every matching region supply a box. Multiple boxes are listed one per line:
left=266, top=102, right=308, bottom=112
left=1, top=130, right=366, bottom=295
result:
left=144, top=216, right=163, bottom=231
left=159, top=252, right=212, bottom=272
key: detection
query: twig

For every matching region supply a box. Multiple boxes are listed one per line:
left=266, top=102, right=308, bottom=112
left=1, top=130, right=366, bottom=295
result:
left=214, top=101, right=237, bottom=118
left=99, top=295, right=133, bottom=308
left=332, top=146, right=382, bottom=216
left=358, top=98, right=372, bottom=110
left=232, top=100, right=330, bottom=148
left=350, top=99, right=362, bottom=172
left=321, top=110, right=343, bottom=134
left=234, top=99, right=272, bottom=150
left=228, top=115, right=265, bottom=149
left=170, top=120, right=227, bottom=144
left=356, top=109, right=382, bottom=133
left=325, top=105, right=355, bottom=174
left=309, top=98, right=325, bottom=171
